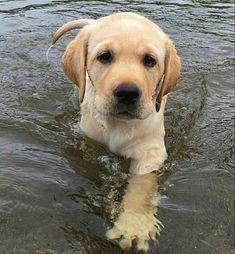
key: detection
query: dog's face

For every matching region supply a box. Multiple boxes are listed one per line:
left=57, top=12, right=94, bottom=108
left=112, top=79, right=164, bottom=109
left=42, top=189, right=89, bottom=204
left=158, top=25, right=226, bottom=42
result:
left=87, top=16, right=167, bottom=119
left=53, top=13, right=181, bottom=119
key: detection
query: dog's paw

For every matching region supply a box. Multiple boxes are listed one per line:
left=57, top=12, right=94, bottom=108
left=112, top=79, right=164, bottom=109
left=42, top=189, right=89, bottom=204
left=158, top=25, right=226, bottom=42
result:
left=106, top=210, right=163, bottom=251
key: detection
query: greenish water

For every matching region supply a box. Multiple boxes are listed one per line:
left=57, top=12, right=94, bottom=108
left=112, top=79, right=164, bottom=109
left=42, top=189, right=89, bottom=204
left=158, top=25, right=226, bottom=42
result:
left=0, top=1, right=234, bottom=253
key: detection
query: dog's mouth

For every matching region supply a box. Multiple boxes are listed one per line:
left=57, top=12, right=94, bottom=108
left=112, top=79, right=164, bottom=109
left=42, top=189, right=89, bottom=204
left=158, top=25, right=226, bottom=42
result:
left=116, top=110, right=135, bottom=119
left=111, top=107, right=142, bottom=119
left=96, top=101, right=149, bottom=120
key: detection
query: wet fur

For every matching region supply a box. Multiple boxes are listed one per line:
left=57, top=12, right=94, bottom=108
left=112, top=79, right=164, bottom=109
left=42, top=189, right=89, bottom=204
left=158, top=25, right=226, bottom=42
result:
left=52, top=12, right=181, bottom=251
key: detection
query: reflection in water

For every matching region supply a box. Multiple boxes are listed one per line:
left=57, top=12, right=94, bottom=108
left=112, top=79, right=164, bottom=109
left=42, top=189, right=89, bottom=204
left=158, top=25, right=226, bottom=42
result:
left=107, top=172, right=161, bottom=251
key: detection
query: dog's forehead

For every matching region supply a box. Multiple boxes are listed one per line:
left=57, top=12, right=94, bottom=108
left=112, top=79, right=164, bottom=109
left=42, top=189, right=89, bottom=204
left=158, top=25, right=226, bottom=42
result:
left=100, top=17, right=163, bottom=37
left=89, top=16, right=167, bottom=53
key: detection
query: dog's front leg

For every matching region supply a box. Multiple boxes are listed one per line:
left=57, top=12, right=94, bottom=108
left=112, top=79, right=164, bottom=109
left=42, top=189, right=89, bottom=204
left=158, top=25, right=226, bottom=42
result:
left=106, top=172, right=163, bottom=251
left=129, top=147, right=168, bottom=175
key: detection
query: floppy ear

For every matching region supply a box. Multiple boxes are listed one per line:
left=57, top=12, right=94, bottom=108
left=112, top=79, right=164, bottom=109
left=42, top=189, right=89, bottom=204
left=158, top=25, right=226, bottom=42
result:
left=61, top=29, right=89, bottom=103
left=156, top=39, right=181, bottom=111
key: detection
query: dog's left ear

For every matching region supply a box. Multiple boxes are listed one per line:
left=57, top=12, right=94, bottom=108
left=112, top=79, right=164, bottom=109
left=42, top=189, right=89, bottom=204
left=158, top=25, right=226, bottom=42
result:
left=156, top=39, right=181, bottom=111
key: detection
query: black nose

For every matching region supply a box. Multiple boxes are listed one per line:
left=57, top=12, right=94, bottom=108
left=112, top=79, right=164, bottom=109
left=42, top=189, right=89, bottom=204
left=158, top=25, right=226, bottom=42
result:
left=113, top=84, right=140, bottom=105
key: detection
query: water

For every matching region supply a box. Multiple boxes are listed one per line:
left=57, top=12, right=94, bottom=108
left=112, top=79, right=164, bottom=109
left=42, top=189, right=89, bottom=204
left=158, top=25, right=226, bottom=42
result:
left=0, top=1, right=234, bottom=253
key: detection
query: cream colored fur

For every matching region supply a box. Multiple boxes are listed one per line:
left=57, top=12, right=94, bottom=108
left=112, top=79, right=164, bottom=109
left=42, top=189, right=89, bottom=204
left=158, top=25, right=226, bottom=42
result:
left=52, top=12, right=180, bottom=251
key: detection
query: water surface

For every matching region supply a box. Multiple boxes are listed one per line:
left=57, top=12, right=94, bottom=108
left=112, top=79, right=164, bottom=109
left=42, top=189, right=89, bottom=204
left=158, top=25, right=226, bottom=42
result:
left=0, top=0, right=234, bottom=253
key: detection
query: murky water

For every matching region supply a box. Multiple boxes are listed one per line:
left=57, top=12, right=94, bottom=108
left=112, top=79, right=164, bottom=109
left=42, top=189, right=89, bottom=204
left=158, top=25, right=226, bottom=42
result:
left=0, top=1, right=234, bottom=253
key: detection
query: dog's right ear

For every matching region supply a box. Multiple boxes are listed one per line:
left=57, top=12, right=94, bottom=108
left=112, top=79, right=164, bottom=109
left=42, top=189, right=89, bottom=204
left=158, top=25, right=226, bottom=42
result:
left=52, top=19, right=94, bottom=103
left=61, top=29, right=89, bottom=103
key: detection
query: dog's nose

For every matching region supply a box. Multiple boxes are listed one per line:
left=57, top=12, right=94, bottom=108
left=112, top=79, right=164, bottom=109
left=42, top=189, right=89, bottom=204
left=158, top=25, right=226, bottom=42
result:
left=113, top=84, right=140, bottom=105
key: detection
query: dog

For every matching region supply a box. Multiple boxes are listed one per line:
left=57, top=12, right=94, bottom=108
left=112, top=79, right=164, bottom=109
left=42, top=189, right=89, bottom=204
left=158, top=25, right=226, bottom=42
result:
left=52, top=12, right=181, bottom=251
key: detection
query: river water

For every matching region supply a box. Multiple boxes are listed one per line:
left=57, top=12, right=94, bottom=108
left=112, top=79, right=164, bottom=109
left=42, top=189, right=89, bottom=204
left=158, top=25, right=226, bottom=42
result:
left=0, top=1, right=234, bottom=253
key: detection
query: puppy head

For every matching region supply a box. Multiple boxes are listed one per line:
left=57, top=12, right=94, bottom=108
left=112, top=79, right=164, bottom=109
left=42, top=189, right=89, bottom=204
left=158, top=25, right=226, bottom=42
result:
left=52, top=13, right=181, bottom=119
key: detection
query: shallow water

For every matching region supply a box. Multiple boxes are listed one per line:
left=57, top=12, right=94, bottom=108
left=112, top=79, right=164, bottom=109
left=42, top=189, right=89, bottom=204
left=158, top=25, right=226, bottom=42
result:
left=0, top=0, right=234, bottom=253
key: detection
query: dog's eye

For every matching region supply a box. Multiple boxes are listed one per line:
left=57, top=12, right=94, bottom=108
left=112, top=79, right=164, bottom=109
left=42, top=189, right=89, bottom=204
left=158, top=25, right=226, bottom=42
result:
left=143, top=54, right=157, bottom=68
left=97, top=51, right=113, bottom=64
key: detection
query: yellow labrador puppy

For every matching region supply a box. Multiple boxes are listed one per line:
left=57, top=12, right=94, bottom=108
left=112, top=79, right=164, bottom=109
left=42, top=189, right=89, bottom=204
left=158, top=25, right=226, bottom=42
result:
left=52, top=12, right=181, bottom=251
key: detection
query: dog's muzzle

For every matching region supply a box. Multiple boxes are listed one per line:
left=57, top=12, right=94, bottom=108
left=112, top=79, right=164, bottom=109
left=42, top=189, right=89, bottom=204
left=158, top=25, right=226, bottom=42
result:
left=113, top=84, right=141, bottom=119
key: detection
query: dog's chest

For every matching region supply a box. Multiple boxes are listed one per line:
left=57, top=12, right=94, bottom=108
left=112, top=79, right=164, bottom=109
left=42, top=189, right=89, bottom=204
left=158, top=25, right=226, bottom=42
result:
left=103, top=121, right=137, bottom=154
left=80, top=111, right=134, bottom=154
left=80, top=109, right=164, bottom=160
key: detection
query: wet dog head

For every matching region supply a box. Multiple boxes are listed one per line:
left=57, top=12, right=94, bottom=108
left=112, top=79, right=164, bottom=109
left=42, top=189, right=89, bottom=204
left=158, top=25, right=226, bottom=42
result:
left=52, top=12, right=181, bottom=119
